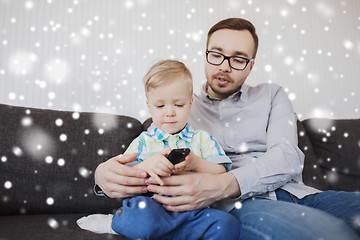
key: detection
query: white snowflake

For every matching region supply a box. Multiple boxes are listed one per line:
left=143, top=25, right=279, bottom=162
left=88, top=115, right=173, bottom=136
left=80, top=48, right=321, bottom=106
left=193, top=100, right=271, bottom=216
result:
left=47, top=218, right=59, bottom=229
left=4, top=181, right=12, bottom=189
left=57, top=158, right=65, bottom=166
left=138, top=200, right=146, bottom=209
left=78, top=167, right=90, bottom=178
left=46, top=197, right=54, bottom=205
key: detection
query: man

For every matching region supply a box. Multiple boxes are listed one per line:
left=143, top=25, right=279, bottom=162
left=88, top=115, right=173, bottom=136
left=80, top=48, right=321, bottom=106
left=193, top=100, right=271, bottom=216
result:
left=95, top=18, right=360, bottom=239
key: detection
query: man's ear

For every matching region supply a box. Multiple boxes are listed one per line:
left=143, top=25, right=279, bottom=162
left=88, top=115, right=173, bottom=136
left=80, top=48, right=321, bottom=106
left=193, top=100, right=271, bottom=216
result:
left=250, top=60, right=255, bottom=71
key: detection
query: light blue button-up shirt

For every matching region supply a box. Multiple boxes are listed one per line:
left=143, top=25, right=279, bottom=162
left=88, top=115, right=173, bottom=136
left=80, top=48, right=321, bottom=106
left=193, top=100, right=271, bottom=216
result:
left=189, top=83, right=320, bottom=204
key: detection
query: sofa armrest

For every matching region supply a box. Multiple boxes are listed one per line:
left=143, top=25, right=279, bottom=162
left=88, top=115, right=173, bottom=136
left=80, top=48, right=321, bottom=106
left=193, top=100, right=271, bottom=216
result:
left=301, top=118, right=360, bottom=192
left=0, top=104, right=143, bottom=216
left=297, top=120, right=330, bottom=190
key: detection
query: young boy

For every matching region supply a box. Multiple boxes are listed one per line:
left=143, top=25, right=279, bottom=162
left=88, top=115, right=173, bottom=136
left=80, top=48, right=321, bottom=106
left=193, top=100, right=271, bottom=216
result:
left=77, top=60, right=241, bottom=240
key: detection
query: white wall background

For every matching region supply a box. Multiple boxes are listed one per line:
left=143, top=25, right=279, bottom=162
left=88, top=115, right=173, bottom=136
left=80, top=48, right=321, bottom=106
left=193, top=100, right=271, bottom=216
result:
left=0, top=0, right=359, bottom=122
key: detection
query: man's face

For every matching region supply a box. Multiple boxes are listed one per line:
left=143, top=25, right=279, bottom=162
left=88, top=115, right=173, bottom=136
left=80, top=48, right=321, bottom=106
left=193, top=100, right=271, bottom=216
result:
left=205, top=29, right=255, bottom=99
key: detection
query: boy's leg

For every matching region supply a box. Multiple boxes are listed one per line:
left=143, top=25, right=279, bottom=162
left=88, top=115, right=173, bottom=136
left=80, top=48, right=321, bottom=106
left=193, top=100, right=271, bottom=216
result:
left=111, top=196, right=175, bottom=239
left=298, top=190, right=360, bottom=235
left=112, top=196, right=241, bottom=240
left=230, top=197, right=359, bottom=240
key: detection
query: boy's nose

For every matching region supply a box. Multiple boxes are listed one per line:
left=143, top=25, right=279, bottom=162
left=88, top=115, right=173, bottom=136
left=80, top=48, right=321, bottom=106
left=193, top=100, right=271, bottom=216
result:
left=165, top=107, right=175, bottom=116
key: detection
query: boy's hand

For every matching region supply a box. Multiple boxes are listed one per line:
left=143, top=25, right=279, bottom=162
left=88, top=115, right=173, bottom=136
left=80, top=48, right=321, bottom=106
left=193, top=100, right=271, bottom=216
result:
left=172, top=151, right=203, bottom=174
left=134, top=148, right=173, bottom=186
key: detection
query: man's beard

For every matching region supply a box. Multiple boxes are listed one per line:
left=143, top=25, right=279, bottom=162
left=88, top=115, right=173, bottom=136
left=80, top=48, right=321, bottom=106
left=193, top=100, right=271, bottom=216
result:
left=207, top=79, right=239, bottom=99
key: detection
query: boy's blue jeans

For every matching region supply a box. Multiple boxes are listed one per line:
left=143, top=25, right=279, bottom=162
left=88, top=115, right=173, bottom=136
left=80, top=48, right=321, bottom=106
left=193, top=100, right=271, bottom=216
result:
left=112, top=196, right=241, bottom=240
left=230, top=189, right=360, bottom=240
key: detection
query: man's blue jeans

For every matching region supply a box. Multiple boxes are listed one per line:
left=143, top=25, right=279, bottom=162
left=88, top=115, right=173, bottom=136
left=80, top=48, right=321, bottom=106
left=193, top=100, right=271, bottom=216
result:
left=230, top=189, right=360, bottom=240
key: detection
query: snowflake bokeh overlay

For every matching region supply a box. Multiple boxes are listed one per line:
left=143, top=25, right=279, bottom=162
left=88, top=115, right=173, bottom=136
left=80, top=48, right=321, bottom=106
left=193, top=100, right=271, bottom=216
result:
left=0, top=1, right=360, bottom=233
left=0, top=0, right=359, bottom=121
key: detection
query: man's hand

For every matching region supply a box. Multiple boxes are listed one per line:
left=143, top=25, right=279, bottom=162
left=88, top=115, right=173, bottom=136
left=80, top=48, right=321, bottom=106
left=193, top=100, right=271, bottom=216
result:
left=135, top=148, right=173, bottom=186
left=94, top=153, right=148, bottom=198
left=146, top=172, right=241, bottom=212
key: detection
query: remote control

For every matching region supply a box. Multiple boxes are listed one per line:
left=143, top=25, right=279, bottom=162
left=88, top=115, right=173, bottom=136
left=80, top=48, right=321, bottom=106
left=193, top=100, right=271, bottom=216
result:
left=166, top=148, right=190, bottom=165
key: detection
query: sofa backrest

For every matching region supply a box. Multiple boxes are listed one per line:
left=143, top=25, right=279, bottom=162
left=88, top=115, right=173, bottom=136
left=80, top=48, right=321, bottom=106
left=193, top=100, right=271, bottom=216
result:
left=0, top=104, right=143, bottom=215
left=1, top=103, right=359, bottom=216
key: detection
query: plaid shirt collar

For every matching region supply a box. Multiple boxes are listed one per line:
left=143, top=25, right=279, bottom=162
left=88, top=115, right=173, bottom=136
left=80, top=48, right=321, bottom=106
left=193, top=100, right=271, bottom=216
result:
left=147, top=122, right=195, bottom=143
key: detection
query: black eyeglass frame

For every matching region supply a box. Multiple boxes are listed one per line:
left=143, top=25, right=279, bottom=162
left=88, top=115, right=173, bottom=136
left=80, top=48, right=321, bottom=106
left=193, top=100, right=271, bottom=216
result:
left=206, top=50, right=254, bottom=70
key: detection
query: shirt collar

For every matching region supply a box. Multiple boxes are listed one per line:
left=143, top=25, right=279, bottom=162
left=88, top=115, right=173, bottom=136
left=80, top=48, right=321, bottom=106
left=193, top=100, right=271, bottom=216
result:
left=199, top=82, right=249, bottom=103
left=147, top=122, right=195, bottom=142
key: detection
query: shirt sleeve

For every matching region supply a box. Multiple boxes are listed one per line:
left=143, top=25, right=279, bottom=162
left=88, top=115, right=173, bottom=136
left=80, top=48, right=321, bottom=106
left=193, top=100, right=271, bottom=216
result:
left=123, top=133, right=147, bottom=166
left=93, top=184, right=106, bottom=197
left=231, top=87, right=304, bottom=199
left=198, top=131, right=232, bottom=171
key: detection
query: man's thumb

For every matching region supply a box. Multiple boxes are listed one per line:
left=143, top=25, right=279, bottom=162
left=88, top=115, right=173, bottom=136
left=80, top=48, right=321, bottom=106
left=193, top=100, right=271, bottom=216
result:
left=115, top=153, right=138, bottom=164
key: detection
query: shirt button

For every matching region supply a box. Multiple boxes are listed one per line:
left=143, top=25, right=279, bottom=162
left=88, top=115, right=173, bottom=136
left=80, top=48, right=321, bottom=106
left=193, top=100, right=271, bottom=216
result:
left=221, top=102, right=226, bottom=107
left=225, top=122, right=229, bottom=127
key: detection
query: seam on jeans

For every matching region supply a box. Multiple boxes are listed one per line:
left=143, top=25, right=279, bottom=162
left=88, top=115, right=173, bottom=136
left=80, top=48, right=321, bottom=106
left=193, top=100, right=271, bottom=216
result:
left=290, top=193, right=298, bottom=203
left=242, top=224, right=271, bottom=240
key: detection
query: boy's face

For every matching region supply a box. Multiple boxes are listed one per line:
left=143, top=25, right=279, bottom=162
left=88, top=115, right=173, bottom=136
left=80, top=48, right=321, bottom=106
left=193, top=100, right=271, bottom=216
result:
left=205, top=29, right=255, bottom=100
left=147, top=77, right=193, bottom=134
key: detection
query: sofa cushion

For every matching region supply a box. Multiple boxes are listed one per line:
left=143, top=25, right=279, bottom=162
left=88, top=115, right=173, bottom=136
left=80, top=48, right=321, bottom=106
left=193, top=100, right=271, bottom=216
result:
left=302, top=118, right=360, bottom=191
left=0, top=213, right=127, bottom=240
left=0, top=104, right=143, bottom=215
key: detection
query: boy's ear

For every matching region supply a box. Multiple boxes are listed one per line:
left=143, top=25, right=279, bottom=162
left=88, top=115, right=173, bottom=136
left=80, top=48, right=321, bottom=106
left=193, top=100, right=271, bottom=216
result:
left=146, top=100, right=153, bottom=115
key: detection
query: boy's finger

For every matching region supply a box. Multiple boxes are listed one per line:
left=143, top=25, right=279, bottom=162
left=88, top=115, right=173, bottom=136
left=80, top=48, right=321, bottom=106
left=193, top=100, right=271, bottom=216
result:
left=159, top=147, right=172, bottom=156
left=175, top=161, right=187, bottom=169
left=148, top=170, right=164, bottom=186
left=154, top=168, right=172, bottom=177
left=162, top=160, right=175, bottom=171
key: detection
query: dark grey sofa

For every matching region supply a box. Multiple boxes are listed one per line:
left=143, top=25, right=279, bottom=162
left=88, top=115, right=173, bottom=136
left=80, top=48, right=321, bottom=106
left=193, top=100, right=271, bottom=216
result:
left=0, top=103, right=359, bottom=240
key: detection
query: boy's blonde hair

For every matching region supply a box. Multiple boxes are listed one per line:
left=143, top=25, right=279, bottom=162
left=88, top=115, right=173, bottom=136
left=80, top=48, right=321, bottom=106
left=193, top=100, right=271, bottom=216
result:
left=143, top=60, right=193, bottom=97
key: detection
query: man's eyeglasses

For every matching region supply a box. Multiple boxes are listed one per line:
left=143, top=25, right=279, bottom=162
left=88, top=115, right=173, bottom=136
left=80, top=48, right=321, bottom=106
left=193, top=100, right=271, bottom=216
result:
left=206, top=50, right=254, bottom=70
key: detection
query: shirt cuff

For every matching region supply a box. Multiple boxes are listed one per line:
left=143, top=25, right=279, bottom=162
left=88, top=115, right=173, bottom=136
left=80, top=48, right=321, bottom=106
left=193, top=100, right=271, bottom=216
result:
left=230, top=164, right=261, bottom=199
left=93, top=184, right=108, bottom=197
left=206, top=155, right=232, bottom=172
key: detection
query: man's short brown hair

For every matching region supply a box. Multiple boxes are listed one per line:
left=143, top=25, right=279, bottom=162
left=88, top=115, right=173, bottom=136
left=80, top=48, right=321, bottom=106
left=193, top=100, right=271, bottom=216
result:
left=207, top=18, right=259, bottom=59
